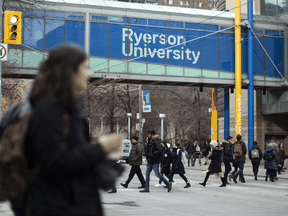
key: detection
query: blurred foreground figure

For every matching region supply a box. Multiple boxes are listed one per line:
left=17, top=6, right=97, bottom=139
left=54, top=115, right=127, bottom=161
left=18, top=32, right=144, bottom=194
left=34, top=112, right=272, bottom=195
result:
left=6, top=45, right=121, bottom=216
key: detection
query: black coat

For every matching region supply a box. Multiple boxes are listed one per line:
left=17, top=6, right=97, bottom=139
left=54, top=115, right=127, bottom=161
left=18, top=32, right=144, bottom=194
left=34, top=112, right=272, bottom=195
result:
left=144, top=139, right=162, bottom=165
left=202, top=144, right=211, bottom=157
left=222, top=140, right=233, bottom=162
left=186, top=144, right=194, bottom=155
left=248, top=145, right=263, bottom=163
left=129, top=143, right=143, bottom=166
left=170, top=148, right=185, bottom=175
left=25, top=100, right=106, bottom=216
left=208, top=146, right=223, bottom=174
left=160, top=147, right=171, bottom=175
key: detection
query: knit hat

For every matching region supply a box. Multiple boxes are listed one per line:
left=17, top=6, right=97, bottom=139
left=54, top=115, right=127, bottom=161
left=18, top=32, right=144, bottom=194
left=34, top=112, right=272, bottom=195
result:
left=210, top=140, right=217, bottom=147
left=131, top=136, right=139, bottom=141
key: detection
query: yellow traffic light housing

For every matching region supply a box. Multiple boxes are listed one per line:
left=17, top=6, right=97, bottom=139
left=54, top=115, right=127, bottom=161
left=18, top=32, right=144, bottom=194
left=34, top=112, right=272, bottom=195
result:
left=4, top=11, right=22, bottom=45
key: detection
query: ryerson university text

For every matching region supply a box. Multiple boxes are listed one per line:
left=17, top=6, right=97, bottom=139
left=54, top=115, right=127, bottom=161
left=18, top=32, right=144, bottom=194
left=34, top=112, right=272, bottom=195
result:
left=122, top=28, right=201, bottom=64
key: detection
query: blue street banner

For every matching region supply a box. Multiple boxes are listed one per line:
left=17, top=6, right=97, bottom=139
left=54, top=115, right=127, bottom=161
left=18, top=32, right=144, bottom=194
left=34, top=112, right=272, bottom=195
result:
left=142, top=90, right=151, bottom=113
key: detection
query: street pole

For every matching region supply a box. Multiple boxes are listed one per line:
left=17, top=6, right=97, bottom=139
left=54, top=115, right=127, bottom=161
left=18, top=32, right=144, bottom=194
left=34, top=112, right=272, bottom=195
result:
left=247, top=0, right=254, bottom=150
left=159, top=114, right=165, bottom=141
left=139, top=85, right=143, bottom=145
left=127, top=113, right=132, bottom=139
left=0, top=0, right=3, bottom=124
left=100, top=117, right=103, bottom=135
left=235, top=0, right=242, bottom=138
left=117, top=118, right=119, bottom=134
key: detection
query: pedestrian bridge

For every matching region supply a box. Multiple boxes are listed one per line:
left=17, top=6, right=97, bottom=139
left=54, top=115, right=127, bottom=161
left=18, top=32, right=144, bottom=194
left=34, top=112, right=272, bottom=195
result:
left=6, top=0, right=288, bottom=89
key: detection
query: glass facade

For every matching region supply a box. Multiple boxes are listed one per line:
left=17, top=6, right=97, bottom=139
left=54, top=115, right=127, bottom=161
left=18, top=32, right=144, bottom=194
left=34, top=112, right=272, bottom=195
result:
left=9, top=10, right=285, bottom=82
left=262, top=0, right=288, bottom=16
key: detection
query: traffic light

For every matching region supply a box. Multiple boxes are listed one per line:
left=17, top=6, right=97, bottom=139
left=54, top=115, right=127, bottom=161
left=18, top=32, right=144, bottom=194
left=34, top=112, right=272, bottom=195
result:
left=4, top=11, right=22, bottom=45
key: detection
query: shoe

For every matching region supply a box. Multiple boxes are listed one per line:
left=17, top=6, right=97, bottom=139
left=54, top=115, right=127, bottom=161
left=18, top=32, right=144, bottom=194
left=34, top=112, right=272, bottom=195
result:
left=271, top=179, right=275, bottom=182
left=138, top=185, right=145, bottom=189
left=204, top=163, right=207, bottom=165
left=167, top=182, right=172, bottom=192
left=154, top=183, right=162, bottom=188
left=219, top=184, right=226, bottom=187
left=278, top=172, right=281, bottom=175
left=139, top=188, right=150, bottom=193
left=200, top=164, right=202, bottom=166
left=120, top=183, right=128, bottom=188
left=184, top=183, right=191, bottom=188
left=241, top=180, right=246, bottom=183
left=232, top=175, right=237, bottom=184
left=108, top=189, right=117, bottom=193
left=199, top=182, right=206, bottom=187
left=228, top=175, right=232, bottom=182
left=275, top=177, right=278, bottom=180
left=163, top=185, right=168, bottom=188
left=255, top=176, right=258, bottom=180
left=226, top=182, right=230, bottom=185
left=265, top=176, right=268, bottom=182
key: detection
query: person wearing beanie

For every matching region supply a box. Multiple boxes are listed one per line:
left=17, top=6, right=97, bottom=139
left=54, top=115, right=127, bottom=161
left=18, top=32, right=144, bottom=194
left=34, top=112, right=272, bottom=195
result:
left=120, top=136, right=146, bottom=189
left=248, top=141, right=262, bottom=180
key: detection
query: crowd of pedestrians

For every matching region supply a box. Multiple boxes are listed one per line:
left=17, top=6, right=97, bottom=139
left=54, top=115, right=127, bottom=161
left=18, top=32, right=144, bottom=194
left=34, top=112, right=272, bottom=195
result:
left=119, top=131, right=287, bottom=193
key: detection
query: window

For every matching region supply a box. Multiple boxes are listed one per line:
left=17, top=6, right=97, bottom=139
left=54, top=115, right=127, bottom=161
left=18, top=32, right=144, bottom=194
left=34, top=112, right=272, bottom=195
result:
left=208, top=3, right=214, bottom=8
left=199, top=3, right=203, bottom=7
left=66, top=21, right=85, bottom=48
left=193, top=2, right=198, bottom=6
left=163, top=0, right=168, bottom=3
left=169, top=0, right=173, bottom=4
left=184, top=1, right=189, bottom=6
left=179, top=1, right=183, bottom=5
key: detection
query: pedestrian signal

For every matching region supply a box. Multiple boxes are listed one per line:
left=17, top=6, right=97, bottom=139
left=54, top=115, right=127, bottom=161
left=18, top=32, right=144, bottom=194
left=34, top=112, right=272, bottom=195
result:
left=4, top=11, right=22, bottom=45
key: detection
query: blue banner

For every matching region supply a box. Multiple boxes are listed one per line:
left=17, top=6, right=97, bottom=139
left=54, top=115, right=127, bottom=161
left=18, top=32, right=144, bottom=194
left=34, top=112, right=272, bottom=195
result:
left=142, top=90, right=151, bottom=113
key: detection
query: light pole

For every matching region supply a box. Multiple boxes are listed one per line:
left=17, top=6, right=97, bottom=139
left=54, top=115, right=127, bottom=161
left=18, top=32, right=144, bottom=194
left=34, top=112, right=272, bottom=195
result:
left=159, top=114, right=165, bottom=141
left=117, top=118, right=119, bottom=134
left=100, top=117, right=104, bottom=135
left=127, top=113, right=132, bottom=139
left=208, top=108, right=212, bottom=141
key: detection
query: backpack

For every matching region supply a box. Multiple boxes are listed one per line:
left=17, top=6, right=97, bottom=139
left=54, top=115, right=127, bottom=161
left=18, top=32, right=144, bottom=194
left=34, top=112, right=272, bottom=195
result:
left=196, top=145, right=201, bottom=152
left=177, top=149, right=187, bottom=165
left=265, top=150, right=274, bottom=162
left=224, top=143, right=233, bottom=156
left=234, top=142, right=243, bottom=157
left=0, top=100, right=39, bottom=202
left=251, top=148, right=260, bottom=159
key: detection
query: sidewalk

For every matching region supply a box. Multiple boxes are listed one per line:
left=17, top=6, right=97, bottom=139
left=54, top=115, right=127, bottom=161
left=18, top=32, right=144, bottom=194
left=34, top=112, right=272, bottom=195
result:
left=186, top=162, right=288, bottom=179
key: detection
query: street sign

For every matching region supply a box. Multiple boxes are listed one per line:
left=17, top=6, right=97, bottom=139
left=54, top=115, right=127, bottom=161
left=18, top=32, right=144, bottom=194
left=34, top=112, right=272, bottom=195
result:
left=142, top=90, right=151, bottom=113
left=136, top=123, right=140, bottom=131
left=0, top=44, right=8, bottom=61
left=142, top=118, right=145, bottom=123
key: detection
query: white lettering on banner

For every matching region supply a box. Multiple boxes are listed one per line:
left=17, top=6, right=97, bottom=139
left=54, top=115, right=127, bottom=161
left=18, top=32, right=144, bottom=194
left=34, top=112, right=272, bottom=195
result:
left=122, top=28, right=201, bottom=64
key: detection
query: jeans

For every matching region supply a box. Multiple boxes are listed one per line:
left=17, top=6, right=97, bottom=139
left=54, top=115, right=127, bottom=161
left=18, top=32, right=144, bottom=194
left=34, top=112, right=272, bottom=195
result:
left=235, top=161, right=245, bottom=180
left=187, top=154, right=193, bottom=166
left=252, top=162, right=260, bottom=176
left=193, top=154, right=201, bottom=165
left=145, top=162, right=169, bottom=189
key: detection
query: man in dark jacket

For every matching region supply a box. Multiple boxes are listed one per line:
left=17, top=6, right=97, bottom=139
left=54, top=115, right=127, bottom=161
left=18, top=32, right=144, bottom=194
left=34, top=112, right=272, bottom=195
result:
left=248, top=141, right=262, bottom=180
left=232, top=134, right=247, bottom=183
left=222, top=136, right=233, bottom=185
left=120, top=136, right=145, bottom=189
left=186, top=141, right=194, bottom=167
left=140, top=131, right=172, bottom=193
